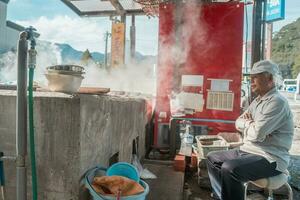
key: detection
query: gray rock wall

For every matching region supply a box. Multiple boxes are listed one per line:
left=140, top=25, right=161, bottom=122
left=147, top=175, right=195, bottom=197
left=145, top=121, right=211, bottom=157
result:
left=0, top=90, right=148, bottom=200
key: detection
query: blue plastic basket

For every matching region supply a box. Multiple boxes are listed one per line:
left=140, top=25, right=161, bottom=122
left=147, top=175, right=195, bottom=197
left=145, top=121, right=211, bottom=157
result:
left=106, top=162, right=140, bottom=183
left=85, top=166, right=149, bottom=200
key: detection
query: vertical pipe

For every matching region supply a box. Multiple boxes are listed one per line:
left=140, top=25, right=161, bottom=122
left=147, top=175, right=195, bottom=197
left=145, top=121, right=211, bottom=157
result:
left=16, top=31, right=28, bottom=200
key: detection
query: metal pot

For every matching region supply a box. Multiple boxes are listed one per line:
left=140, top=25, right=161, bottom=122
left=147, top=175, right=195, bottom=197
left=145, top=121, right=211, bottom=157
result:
left=46, top=65, right=85, bottom=76
left=47, top=65, right=85, bottom=73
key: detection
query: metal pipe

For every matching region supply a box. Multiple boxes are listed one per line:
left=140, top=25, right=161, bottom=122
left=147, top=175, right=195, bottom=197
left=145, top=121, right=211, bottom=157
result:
left=16, top=31, right=28, bottom=200
left=170, top=117, right=236, bottom=124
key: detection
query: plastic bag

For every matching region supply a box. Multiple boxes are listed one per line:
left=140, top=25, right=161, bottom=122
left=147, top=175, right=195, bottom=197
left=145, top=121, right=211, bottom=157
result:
left=132, top=153, right=157, bottom=180
left=132, top=154, right=144, bottom=175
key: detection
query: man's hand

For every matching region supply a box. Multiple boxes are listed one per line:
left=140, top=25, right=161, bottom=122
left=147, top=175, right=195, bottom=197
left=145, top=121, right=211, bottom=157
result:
left=235, top=112, right=254, bottom=132
left=242, top=112, right=253, bottom=121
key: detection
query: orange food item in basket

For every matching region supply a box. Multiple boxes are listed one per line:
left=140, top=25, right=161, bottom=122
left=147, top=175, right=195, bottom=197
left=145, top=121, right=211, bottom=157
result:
left=92, top=175, right=144, bottom=196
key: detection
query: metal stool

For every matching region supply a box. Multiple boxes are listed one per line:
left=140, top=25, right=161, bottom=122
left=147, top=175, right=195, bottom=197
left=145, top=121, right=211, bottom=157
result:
left=244, top=172, right=293, bottom=200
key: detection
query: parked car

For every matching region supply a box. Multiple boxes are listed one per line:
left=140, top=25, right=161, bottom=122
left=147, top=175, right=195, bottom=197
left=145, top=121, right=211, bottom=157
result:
left=283, top=79, right=297, bottom=92
left=287, top=86, right=296, bottom=93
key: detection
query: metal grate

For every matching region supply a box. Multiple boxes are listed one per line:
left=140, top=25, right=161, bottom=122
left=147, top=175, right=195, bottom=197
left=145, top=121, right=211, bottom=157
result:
left=133, top=0, right=169, bottom=5
left=119, top=0, right=142, bottom=10
left=72, top=0, right=115, bottom=12
left=61, top=0, right=145, bottom=16
left=133, top=0, right=170, bottom=17
left=206, top=91, right=234, bottom=111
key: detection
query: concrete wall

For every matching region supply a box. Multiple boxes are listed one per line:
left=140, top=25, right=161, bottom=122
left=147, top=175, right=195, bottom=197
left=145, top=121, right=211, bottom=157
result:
left=0, top=90, right=148, bottom=200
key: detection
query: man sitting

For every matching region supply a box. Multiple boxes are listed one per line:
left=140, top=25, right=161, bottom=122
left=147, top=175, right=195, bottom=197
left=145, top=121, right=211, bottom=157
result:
left=206, top=60, right=294, bottom=200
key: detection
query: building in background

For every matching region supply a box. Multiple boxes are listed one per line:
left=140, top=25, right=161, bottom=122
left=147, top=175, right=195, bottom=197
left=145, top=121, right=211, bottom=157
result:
left=0, top=0, right=25, bottom=53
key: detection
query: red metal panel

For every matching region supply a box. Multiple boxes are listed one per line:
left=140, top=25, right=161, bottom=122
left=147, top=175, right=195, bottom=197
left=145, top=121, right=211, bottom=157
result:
left=155, top=2, right=244, bottom=146
left=154, top=3, right=176, bottom=146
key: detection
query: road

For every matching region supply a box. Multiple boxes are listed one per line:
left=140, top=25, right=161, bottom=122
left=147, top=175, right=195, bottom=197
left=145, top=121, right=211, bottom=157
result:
left=280, top=91, right=300, bottom=109
left=279, top=91, right=300, bottom=200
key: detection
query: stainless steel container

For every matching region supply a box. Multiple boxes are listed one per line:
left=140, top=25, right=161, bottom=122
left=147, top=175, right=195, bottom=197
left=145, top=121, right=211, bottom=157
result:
left=45, top=65, right=85, bottom=93
left=47, top=65, right=84, bottom=73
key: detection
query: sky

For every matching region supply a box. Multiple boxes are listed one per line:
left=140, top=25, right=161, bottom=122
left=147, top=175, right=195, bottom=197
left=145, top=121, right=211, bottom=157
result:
left=6, top=0, right=159, bottom=55
left=6, top=0, right=300, bottom=55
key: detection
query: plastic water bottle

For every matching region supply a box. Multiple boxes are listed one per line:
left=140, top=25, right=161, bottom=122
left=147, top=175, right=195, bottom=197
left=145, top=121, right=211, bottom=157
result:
left=179, top=122, right=194, bottom=156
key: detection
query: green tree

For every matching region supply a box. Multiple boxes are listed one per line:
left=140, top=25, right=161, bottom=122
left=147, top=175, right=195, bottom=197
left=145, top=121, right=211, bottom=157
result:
left=81, top=49, right=93, bottom=65
left=292, top=54, right=300, bottom=78
left=271, top=18, right=300, bottom=78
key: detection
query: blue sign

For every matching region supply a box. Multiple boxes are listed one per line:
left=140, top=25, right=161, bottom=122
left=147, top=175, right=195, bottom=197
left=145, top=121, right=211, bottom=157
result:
left=266, top=0, right=285, bottom=22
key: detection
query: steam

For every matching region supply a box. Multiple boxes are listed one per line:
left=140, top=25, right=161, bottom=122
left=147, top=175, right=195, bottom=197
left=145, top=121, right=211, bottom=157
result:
left=82, top=61, right=156, bottom=95
left=175, top=0, right=205, bottom=66
left=0, top=41, right=62, bottom=86
left=158, top=0, right=208, bottom=93
left=0, top=41, right=156, bottom=95
left=0, top=51, right=17, bottom=82
left=166, top=0, right=208, bottom=67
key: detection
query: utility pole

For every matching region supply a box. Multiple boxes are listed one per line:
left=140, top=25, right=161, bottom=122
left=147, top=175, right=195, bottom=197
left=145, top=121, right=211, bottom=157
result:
left=104, top=31, right=111, bottom=69
left=130, top=15, right=136, bottom=62
left=266, top=23, right=273, bottom=60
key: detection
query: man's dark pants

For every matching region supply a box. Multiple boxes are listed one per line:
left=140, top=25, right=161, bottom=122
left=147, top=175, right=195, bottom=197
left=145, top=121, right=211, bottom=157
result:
left=206, top=149, right=281, bottom=200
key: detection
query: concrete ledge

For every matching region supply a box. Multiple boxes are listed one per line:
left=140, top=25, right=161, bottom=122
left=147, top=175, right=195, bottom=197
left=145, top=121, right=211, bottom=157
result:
left=0, top=91, right=148, bottom=200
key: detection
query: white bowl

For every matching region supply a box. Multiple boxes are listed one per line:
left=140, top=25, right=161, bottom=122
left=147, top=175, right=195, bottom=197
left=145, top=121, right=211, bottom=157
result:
left=45, top=73, right=84, bottom=93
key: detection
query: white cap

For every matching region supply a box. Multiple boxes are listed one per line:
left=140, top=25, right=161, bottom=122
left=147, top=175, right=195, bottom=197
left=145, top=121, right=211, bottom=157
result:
left=250, top=60, right=279, bottom=76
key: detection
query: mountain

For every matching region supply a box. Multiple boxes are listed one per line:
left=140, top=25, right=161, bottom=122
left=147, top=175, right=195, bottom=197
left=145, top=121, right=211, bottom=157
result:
left=56, top=43, right=105, bottom=63
left=55, top=43, right=154, bottom=64
left=0, top=39, right=156, bottom=72
left=271, top=18, right=300, bottom=78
